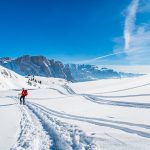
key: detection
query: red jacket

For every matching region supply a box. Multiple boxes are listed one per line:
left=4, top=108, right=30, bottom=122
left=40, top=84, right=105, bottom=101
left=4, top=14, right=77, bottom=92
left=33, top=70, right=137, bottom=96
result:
left=21, top=90, right=28, bottom=96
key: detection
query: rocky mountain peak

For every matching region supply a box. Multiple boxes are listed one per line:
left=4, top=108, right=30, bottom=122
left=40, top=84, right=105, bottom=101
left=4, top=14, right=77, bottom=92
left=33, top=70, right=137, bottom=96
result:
left=0, top=57, right=12, bottom=63
left=0, top=55, right=74, bottom=81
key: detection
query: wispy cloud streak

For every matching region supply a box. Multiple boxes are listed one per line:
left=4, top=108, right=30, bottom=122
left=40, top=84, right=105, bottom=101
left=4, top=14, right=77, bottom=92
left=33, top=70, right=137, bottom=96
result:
left=77, top=0, right=150, bottom=65
left=124, top=0, right=139, bottom=50
left=124, top=0, right=150, bottom=64
left=77, top=49, right=136, bottom=64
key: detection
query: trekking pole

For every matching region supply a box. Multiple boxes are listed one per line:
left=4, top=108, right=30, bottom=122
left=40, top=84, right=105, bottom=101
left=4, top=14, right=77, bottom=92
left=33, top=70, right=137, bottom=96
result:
left=18, top=93, right=21, bottom=104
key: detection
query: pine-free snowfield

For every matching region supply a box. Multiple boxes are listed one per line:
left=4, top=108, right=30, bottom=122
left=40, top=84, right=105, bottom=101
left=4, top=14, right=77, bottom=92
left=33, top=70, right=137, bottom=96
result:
left=0, top=75, right=150, bottom=150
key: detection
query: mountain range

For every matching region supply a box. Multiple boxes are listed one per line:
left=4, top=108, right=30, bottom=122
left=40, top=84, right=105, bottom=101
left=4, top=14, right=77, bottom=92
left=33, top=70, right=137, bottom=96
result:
left=0, top=55, right=142, bottom=82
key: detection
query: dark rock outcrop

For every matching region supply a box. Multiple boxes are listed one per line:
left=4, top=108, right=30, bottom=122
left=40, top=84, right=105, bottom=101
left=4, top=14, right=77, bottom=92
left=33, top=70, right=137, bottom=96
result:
left=0, top=55, right=142, bottom=82
left=0, top=55, right=74, bottom=81
left=65, top=64, right=141, bottom=82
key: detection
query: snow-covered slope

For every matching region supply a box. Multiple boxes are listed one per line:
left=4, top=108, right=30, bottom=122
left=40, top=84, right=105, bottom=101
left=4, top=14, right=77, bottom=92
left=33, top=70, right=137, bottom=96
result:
left=0, top=65, right=69, bottom=90
left=0, top=65, right=30, bottom=90
left=0, top=73, right=150, bottom=149
left=0, top=94, right=21, bottom=150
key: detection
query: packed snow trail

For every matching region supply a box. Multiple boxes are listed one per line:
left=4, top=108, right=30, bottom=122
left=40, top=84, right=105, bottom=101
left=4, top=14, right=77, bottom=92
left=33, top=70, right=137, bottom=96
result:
left=82, top=94, right=150, bottom=109
left=11, top=104, right=51, bottom=150
left=10, top=96, right=96, bottom=150
left=30, top=102, right=150, bottom=139
left=27, top=102, right=96, bottom=150
left=63, top=83, right=150, bottom=109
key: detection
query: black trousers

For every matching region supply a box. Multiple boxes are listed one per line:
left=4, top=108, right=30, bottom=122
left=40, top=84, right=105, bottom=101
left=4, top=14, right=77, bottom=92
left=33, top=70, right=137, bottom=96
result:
left=20, top=96, right=25, bottom=104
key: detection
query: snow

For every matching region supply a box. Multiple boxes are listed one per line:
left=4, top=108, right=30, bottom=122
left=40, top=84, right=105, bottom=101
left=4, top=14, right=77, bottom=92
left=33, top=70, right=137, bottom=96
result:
left=0, top=66, right=150, bottom=149
left=11, top=103, right=51, bottom=150
left=99, top=65, right=150, bottom=74
left=0, top=92, right=21, bottom=150
left=0, top=66, right=31, bottom=90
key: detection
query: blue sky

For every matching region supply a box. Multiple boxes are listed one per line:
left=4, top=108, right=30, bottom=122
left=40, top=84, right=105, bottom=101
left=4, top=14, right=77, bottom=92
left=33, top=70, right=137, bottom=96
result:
left=0, top=0, right=150, bottom=64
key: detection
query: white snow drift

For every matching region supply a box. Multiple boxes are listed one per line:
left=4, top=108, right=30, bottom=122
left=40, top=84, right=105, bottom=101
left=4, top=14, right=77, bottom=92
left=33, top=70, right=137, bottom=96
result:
left=0, top=66, right=150, bottom=150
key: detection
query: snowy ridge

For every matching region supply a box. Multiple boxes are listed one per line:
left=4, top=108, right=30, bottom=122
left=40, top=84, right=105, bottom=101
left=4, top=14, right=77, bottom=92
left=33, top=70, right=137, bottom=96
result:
left=0, top=65, right=69, bottom=90
left=0, top=66, right=30, bottom=90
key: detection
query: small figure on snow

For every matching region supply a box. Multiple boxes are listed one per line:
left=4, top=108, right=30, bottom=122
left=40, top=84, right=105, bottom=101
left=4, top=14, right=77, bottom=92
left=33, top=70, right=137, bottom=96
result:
left=20, top=88, right=28, bottom=105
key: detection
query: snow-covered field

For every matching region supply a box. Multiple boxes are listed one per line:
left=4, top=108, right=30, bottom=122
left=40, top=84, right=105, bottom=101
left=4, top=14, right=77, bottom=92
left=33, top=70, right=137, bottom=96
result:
left=0, top=66, right=150, bottom=150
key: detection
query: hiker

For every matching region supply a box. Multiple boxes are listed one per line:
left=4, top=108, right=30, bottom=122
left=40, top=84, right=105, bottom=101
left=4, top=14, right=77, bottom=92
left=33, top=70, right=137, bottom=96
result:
left=20, top=88, right=28, bottom=105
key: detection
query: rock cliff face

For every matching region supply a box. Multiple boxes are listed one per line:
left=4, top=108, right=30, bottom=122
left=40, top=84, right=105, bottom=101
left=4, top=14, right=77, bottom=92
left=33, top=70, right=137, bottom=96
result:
left=65, top=64, right=121, bottom=82
left=0, top=55, right=73, bottom=81
left=0, top=55, right=141, bottom=82
left=65, top=64, right=141, bottom=82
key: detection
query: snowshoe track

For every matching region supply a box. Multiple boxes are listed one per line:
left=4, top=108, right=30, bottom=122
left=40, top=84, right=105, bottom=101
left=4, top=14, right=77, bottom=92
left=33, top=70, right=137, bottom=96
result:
left=11, top=104, right=51, bottom=150
left=9, top=96, right=96, bottom=150
left=27, top=102, right=96, bottom=150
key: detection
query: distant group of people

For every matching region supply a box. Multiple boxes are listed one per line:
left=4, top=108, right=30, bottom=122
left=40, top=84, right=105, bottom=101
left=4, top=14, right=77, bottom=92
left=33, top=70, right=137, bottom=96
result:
left=20, top=88, right=28, bottom=105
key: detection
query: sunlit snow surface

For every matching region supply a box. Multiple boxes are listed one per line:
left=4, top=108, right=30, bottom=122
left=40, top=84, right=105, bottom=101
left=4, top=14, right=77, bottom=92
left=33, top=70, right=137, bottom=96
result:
left=0, top=66, right=150, bottom=149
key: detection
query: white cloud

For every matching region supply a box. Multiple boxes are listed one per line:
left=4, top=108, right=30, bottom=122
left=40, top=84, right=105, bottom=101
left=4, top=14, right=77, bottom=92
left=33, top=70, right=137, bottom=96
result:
left=125, top=24, right=150, bottom=64
left=77, top=0, right=150, bottom=65
left=124, top=0, right=139, bottom=50
left=120, top=0, right=150, bottom=65
left=110, top=0, right=150, bottom=65
left=77, top=50, right=126, bottom=64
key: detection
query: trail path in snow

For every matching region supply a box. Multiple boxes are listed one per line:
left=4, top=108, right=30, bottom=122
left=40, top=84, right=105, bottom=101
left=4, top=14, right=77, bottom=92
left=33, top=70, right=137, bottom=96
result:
left=8, top=76, right=150, bottom=150
left=11, top=103, right=51, bottom=150
left=62, top=83, right=150, bottom=148
left=10, top=96, right=96, bottom=150
left=30, top=102, right=150, bottom=139
left=63, top=83, right=150, bottom=109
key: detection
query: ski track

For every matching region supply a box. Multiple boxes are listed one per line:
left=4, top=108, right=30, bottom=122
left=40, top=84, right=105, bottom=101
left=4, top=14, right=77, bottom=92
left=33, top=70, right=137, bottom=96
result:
left=10, top=103, right=51, bottom=150
left=9, top=81, right=150, bottom=150
left=60, top=85, right=150, bottom=138
left=10, top=97, right=96, bottom=150
left=63, top=84, right=150, bottom=109
left=30, top=102, right=150, bottom=139
left=49, top=88, right=66, bottom=95
left=27, top=102, right=96, bottom=150
left=82, top=94, right=150, bottom=109
left=92, top=82, right=150, bottom=95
